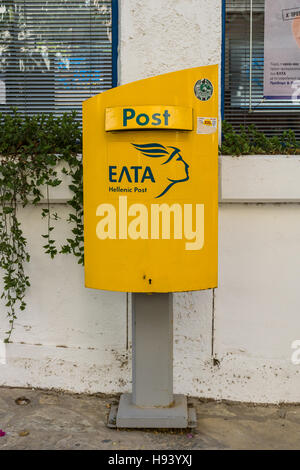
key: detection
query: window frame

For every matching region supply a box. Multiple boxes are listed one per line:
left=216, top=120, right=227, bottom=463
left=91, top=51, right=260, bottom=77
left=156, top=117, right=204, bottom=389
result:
left=0, top=0, right=119, bottom=115
left=221, top=0, right=300, bottom=139
left=112, top=0, right=119, bottom=88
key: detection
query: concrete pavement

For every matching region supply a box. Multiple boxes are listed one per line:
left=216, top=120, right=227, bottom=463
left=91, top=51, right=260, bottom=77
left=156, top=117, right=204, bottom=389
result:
left=0, top=387, right=299, bottom=450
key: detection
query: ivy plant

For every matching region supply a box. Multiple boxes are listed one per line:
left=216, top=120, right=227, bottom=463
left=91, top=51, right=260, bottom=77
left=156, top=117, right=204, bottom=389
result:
left=220, top=121, right=300, bottom=156
left=0, top=110, right=83, bottom=342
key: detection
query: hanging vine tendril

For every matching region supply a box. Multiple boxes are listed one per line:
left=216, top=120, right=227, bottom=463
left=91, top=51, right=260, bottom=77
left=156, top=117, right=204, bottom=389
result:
left=0, top=110, right=83, bottom=342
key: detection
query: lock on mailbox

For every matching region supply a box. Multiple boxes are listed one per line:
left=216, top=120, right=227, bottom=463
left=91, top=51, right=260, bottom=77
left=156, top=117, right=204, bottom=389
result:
left=83, top=65, right=218, bottom=293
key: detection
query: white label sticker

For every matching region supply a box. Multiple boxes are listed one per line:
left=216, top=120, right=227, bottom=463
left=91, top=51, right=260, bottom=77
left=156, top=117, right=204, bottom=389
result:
left=197, top=117, right=218, bottom=135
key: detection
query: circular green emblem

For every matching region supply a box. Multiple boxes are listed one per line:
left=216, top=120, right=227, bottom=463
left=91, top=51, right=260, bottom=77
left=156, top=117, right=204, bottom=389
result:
left=194, top=79, right=214, bottom=101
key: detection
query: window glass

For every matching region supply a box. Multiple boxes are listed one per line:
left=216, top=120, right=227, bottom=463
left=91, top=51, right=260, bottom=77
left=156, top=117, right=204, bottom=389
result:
left=0, top=0, right=113, bottom=117
left=225, top=0, right=300, bottom=138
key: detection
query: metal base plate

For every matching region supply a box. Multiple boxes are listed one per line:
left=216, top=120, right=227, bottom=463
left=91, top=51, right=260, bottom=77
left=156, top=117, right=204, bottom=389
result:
left=107, top=393, right=196, bottom=429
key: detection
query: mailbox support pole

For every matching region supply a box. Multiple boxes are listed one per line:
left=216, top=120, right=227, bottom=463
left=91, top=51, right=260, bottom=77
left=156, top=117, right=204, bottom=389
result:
left=108, top=293, right=196, bottom=428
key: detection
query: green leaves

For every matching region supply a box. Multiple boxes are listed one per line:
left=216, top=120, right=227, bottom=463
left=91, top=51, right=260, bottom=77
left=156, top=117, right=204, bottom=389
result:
left=220, top=122, right=300, bottom=156
left=2, top=207, right=14, bottom=214
left=0, top=110, right=83, bottom=342
left=0, top=209, right=30, bottom=342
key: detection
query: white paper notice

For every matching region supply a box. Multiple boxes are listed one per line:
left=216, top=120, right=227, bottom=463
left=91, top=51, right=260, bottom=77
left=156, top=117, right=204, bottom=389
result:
left=197, top=117, right=217, bottom=135
left=264, top=0, right=300, bottom=99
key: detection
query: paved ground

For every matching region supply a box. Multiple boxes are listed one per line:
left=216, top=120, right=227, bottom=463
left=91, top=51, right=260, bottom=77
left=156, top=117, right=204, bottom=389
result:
left=0, top=387, right=300, bottom=450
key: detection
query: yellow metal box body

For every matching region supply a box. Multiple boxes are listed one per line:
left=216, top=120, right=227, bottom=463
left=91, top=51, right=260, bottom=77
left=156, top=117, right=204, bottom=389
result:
left=83, top=65, right=218, bottom=292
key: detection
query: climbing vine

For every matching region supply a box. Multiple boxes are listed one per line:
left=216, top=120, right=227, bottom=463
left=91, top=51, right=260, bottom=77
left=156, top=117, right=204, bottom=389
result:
left=0, top=110, right=83, bottom=342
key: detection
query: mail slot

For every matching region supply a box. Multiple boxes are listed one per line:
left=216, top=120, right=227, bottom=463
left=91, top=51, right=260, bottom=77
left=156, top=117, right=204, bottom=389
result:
left=83, top=65, right=218, bottom=293
left=105, top=105, right=193, bottom=131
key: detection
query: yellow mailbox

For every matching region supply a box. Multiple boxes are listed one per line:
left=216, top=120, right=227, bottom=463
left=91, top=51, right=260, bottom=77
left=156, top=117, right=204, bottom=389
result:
left=83, top=65, right=218, bottom=293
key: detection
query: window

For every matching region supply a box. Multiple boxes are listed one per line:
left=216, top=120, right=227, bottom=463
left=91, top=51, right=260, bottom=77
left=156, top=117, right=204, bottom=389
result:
left=0, top=0, right=116, bottom=117
left=224, top=0, right=300, bottom=138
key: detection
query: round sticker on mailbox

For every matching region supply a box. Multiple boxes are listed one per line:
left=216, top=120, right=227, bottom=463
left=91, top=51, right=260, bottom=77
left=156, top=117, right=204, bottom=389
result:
left=194, top=79, right=214, bottom=101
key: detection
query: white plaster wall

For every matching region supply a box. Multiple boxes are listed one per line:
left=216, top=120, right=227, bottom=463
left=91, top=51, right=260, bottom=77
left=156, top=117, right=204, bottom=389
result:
left=119, top=0, right=221, bottom=84
left=1, top=0, right=300, bottom=403
left=213, top=204, right=300, bottom=402
left=0, top=205, right=129, bottom=393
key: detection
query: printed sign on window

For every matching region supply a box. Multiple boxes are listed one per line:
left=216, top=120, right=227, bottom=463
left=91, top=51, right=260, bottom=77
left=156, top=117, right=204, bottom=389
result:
left=264, top=0, right=300, bottom=99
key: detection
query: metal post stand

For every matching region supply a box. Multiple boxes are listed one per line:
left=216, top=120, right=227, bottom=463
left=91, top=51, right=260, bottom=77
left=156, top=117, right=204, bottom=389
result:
left=108, top=293, right=196, bottom=428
